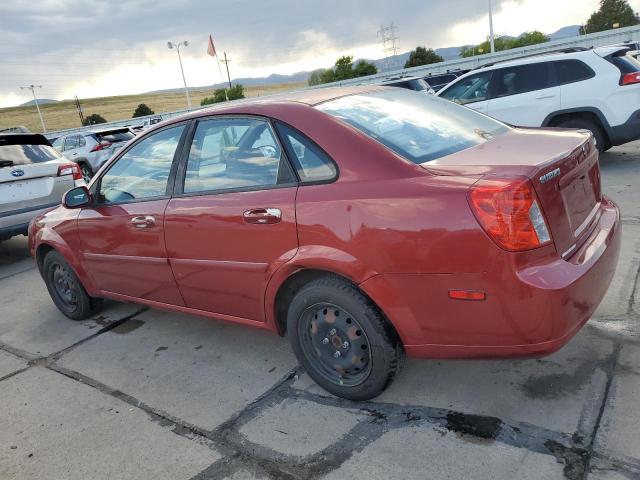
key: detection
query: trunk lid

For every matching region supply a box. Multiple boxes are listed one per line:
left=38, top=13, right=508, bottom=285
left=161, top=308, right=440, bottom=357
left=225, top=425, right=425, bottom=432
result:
left=424, top=128, right=601, bottom=258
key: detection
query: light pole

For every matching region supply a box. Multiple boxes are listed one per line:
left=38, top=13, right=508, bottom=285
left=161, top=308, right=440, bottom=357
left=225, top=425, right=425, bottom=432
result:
left=167, top=41, right=192, bottom=110
left=488, top=0, right=495, bottom=54
left=20, top=84, right=46, bottom=133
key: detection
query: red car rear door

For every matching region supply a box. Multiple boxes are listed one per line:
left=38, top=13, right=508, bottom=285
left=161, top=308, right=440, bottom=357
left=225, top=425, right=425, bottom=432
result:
left=77, top=124, right=187, bottom=305
left=164, top=117, right=299, bottom=322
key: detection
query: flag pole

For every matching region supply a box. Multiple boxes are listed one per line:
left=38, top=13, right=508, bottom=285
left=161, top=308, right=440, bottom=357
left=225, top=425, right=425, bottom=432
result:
left=216, top=56, right=229, bottom=101
left=208, top=35, right=229, bottom=101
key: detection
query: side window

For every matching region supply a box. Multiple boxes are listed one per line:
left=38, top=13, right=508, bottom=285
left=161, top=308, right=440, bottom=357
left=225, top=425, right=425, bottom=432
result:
left=183, top=118, right=292, bottom=194
left=276, top=123, right=337, bottom=182
left=98, top=125, right=184, bottom=204
left=439, top=71, right=493, bottom=105
left=51, top=138, right=63, bottom=150
left=63, top=136, right=78, bottom=151
left=78, top=136, right=86, bottom=148
left=492, top=63, right=552, bottom=98
left=553, top=60, right=595, bottom=85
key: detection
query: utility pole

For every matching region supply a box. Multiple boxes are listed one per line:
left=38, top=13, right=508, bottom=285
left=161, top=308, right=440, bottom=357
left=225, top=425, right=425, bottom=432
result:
left=220, top=52, right=232, bottom=90
left=20, top=84, right=46, bottom=133
left=377, top=23, right=399, bottom=71
left=488, top=0, right=495, bottom=54
left=74, top=95, right=85, bottom=126
left=167, top=40, right=192, bottom=110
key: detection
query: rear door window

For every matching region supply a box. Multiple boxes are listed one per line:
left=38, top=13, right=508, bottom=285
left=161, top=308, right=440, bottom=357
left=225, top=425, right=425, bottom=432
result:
left=492, top=62, right=552, bottom=98
left=63, top=136, right=79, bottom=151
left=439, top=71, right=493, bottom=104
left=553, top=60, right=595, bottom=84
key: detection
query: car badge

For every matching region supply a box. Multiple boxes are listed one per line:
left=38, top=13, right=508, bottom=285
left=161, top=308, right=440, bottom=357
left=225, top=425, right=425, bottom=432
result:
left=539, top=168, right=561, bottom=184
left=11, top=169, right=25, bottom=178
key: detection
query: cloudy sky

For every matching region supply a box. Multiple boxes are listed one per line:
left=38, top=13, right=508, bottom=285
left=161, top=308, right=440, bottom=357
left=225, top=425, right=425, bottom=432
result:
left=1, top=0, right=639, bottom=107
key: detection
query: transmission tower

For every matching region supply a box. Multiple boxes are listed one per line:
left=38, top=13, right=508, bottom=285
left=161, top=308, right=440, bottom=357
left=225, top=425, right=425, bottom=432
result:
left=377, top=23, right=399, bottom=72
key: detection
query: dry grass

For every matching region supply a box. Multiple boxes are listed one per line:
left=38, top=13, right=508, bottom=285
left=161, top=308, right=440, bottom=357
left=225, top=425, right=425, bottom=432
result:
left=0, top=82, right=307, bottom=134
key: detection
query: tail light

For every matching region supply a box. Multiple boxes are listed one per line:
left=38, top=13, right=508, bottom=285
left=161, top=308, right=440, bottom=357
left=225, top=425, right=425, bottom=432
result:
left=468, top=177, right=552, bottom=252
left=90, top=141, right=112, bottom=152
left=57, top=163, right=83, bottom=181
left=620, top=72, right=640, bottom=85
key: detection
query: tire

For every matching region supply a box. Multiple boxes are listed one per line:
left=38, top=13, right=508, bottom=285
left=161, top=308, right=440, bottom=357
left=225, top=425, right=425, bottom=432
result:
left=78, top=163, right=93, bottom=183
left=42, top=250, right=103, bottom=320
left=287, top=275, right=402, bottom=401
left=556, top=118, right=607, bottom=153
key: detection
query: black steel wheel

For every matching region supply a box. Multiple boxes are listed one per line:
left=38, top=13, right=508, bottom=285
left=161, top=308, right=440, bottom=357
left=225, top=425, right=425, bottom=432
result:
left=79, top=163, right=93, bottom=183
left=42, top=250, right=102, bottom=320
left=287, top=275, right=402, bottom=401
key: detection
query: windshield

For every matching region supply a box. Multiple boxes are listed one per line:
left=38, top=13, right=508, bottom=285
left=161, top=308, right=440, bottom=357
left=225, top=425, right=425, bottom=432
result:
left=0, top=144, right=61, bottom=166
left=317, top=89, right=509, bottom=164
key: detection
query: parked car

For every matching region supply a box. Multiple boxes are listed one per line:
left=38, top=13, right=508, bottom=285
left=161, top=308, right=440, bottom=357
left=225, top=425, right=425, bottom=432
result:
left=53, top=127, right=135, bottom=182
left=30, top=86, right=620, bottom=400
left=423, top=71, right=465, bottom=92
left=131, top=116, right=163, bottom=133
left=378, top=76, right=435, bottom=94
left=1, top=133, right=83, bottom=242
left=437, top=45, right=640, bottom=152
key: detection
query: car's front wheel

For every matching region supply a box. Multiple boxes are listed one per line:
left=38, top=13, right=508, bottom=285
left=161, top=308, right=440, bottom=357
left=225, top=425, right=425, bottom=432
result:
left=287, top=275, right=402, bottom=401
left=42, top=250, right=102, bottom=320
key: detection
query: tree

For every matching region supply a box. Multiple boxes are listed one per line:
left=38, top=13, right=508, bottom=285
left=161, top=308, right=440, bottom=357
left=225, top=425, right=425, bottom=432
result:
left=460, top=32, right=549, bottom=58
left=200, top=84, right=245, bottom=106
left=132, top=103, right=154, bottom=118
left=315, top=56, right=378, bottom=85
left=83, top=114, right=106, bottom=126
left=404, top=46, right=444, bottom=68
left=584, top=0, right=639, bottom=33
left=308, top=69, right=327, bottom=86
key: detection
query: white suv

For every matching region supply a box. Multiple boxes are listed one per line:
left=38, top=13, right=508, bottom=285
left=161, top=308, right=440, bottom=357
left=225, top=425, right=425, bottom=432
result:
left=437, top=45, right=640, bottom=152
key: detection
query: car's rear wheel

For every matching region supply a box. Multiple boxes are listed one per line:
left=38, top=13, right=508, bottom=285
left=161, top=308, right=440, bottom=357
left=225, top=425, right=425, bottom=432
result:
left=43, top=250, right=102, bottom=320
left=287, top=275, right=402, bottom=401
left=78, top=163, right=93, bottom=183
left=556, top=118, right=607, bottom=153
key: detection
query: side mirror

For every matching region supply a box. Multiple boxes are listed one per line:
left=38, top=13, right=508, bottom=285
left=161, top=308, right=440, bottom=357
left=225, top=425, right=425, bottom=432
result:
left=63, top=186, right=92, bottom=209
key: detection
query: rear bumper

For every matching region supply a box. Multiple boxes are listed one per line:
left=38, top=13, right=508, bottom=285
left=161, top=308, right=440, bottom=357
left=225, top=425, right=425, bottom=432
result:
left=609, top=108, right=640, bottom=146
left=360, top=197, right=621, bottom=359
left=0, top=203, right=60, bottom=239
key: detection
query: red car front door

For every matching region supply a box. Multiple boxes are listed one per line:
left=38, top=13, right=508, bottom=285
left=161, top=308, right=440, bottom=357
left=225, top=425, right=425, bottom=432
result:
left=78, top=124, right=186, bottom=305
left=164, top=117, right=299, bottom=322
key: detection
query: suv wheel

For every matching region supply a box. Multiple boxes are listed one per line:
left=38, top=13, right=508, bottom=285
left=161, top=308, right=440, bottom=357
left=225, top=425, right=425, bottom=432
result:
left=79, top=163, right=93, bottom=183
left=287, top=275, right=402, bottom=401
left=42, top=250, right=103, bottom=320
left=556, top=118, right=607, bottom=153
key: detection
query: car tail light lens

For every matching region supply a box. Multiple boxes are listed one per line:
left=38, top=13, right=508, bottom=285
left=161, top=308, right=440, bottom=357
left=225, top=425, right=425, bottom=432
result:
left=90, top=141, right=112, bottom=152
left=468, top=177, right=552, bottom=251
left=57, top=163, right=83, bottom=181
left=620, top=72, right=640, bottom=85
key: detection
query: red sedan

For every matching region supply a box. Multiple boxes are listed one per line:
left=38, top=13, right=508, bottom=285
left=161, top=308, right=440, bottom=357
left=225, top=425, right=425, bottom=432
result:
left=29, top=86, right=621, bottom=400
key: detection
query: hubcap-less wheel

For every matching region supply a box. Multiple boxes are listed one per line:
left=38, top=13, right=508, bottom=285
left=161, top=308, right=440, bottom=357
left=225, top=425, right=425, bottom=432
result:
left=51, top=263, right=78, bottom=311
left=298, top=303, right=372, bottom=387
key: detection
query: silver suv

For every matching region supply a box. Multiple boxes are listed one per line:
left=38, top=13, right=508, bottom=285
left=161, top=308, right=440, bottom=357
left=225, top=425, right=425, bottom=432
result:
left=0, top=134, right=83, bottom=241
left=52, top=127, right=135, bottom=182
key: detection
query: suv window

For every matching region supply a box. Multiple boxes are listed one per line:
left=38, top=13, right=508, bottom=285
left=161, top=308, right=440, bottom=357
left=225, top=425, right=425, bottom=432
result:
left=492, top=62, right=552, bottom=97
left=63, top=136, right=79, bottom=151
left=553, top=60, right=595, bottom=84
left=98, top=125, right=184, bottom=204
left=78, top=136, right=86, bottom=148
left=183, top=118, right=292, bottom=194
left=607, top=53, right=640, bottom=74
left=318, top=89, right=509, bottom=164
left=439, top=71, right=492, bottom=104
left=276, top=123, right=337, bottom=182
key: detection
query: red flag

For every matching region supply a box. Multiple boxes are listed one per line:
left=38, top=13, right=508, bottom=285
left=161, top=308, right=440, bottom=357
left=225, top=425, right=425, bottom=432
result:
left=207, top=35, right=217, bottom=58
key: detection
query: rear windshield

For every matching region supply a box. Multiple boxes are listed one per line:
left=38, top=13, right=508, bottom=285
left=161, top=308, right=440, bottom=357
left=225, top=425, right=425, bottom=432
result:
left=608, top=53, right=640, bottom=74
left=0, top=144, right=61, bottom=166
left=95, top=131, right=134, bottom=143
left=316, top=89, right=509, bottom=163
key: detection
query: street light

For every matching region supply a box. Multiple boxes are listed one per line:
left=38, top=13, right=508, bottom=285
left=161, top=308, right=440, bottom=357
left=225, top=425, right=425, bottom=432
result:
left=167, top=40, right=192, bottom=110
left=488, top=0, right=495, bottom=54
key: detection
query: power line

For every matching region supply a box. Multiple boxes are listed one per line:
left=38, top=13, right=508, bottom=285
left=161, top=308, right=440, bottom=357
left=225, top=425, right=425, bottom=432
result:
left=377, top=23, right=399, bottom=72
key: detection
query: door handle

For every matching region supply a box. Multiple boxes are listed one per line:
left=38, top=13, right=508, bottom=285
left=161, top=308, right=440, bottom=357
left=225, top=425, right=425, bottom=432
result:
left=130, top=215, right=156, bottom=228
left=243, top=208, right=282, bottom=224
left=535, top=95, right=556, bottom=100
left=72, top=152, right=78, bottom=155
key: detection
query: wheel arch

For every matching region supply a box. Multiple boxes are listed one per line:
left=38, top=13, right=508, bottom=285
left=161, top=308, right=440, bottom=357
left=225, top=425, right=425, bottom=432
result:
left=542, top=107, right=612, bottom=145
